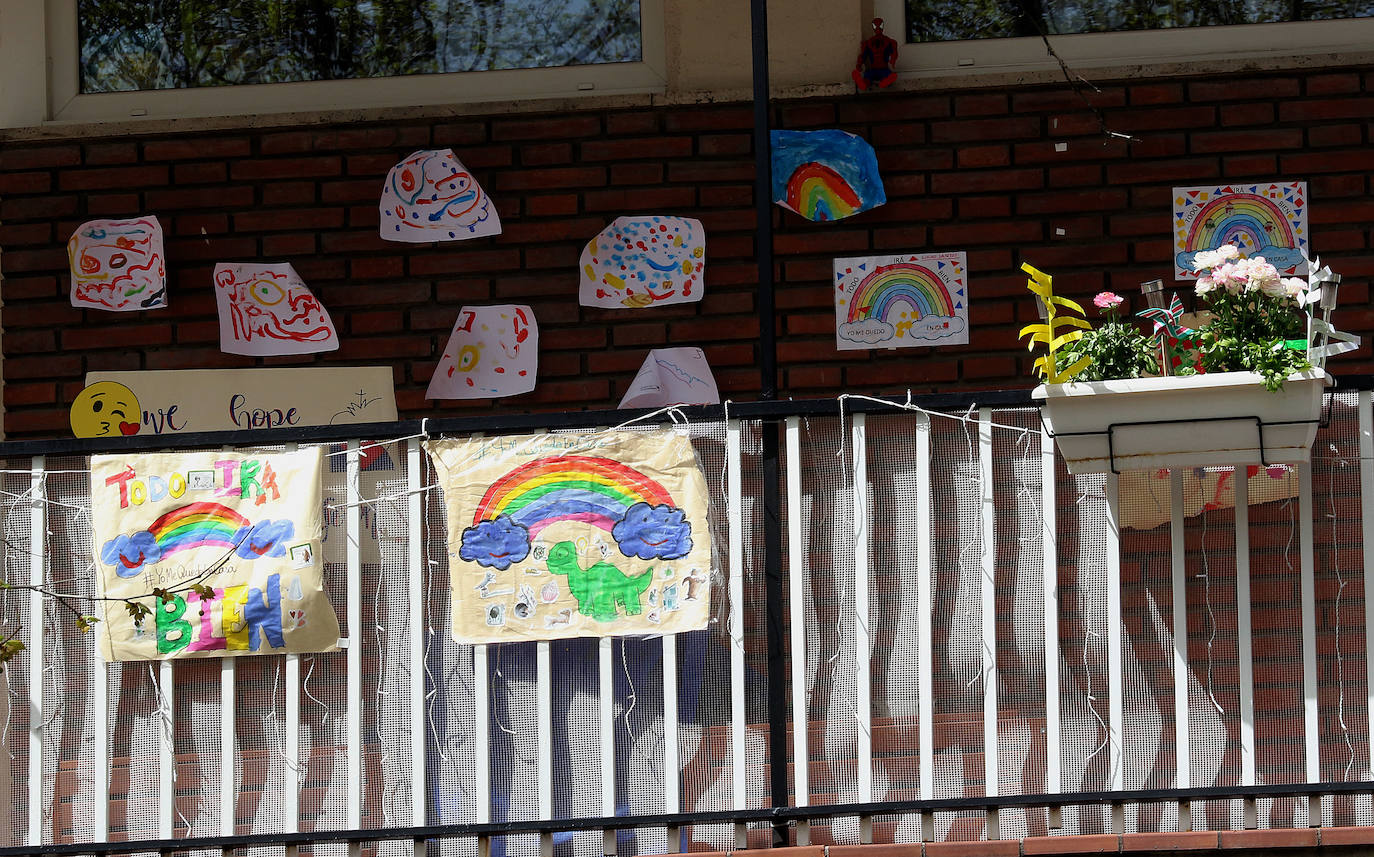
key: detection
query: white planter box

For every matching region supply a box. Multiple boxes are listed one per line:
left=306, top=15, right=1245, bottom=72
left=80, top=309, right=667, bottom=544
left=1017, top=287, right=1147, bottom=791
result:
left=1033, top=369, right=1330, bottom=475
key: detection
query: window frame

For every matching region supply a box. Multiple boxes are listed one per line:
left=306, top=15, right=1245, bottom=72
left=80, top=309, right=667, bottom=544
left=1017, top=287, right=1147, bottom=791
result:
left=873, top=0, right=1374, bottom=81
left=10, top=0, right=665, bottom=129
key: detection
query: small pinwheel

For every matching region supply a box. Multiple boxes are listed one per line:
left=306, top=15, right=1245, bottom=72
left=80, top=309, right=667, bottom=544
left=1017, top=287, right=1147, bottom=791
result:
left=1136, top=294, right=1199, bottom=375
left=1302, top=254, right=1359, bottom=368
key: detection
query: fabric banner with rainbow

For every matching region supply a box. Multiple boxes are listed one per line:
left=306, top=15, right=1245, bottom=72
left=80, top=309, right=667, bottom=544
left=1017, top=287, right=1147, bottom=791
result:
left=425, top=431, right=713, bottom=644
left=1172, top=181, right=1308, bottom=280
left=834, top=251, right=970, bottom=350
left=90, top=449, right=338, bottom=662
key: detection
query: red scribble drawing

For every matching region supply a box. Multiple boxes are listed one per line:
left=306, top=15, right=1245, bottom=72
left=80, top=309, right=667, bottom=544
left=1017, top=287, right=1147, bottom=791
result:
left=213, top=263, right=339, bottom=356
left=380, top=148, right=501, bottom=243
left=67, top=217, right=167, bottom=311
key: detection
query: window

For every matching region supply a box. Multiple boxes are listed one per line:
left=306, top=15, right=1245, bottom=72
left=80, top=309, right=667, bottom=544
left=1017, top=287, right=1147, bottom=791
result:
left=78, top=1, right=643, bottom=93
left=874, top=0, right=1374, bottom=79
left=2, top=0, right=664, bottom=128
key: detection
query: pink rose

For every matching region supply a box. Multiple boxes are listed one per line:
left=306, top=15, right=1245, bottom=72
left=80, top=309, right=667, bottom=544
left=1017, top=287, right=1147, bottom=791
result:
left=1093, top=291, right=1124, bottom=309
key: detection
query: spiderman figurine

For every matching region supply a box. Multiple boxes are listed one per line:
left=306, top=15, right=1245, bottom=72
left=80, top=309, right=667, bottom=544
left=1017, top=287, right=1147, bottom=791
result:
left=852, top=17, right=898, bottom=90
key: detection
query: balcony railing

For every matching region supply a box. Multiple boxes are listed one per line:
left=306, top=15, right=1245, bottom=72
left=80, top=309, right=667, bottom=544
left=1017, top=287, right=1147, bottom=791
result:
left=2, top=382, right=1374, bottom=856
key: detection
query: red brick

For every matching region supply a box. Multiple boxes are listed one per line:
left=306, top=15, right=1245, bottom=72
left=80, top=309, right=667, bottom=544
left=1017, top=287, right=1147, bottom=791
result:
left=4, top=410, right=72, bottom=435
left=582, top=137, right=693, bottom=161
left=666, top=161, right=753, bottom=182
left=606, top=111, right=659, bottom=135
left=698, top=134, right=752, bottom=156
left=492, top=116, right=601, bottom=141
left=1280, top=97, right=1374, bottom=122
left=432, top=122, right=487, bottom=146
left=610, top=163, right=664, bottom=185
left=259, top=132, right=313, bottom=154
left=1129, top=83, right=1185, bottom=105
left=348, top=311, right=404, bottom=335
left=59, top=165, right=168, bottom=191
left=146, top=186, right=255, bottom=209
left=779, top=103, right=836, bottom=127
left=231, top=156, right=342, bottom=180
left=409, top=250, right=521, bottom=276
left=1308, top=124, right=1364, bottom=147
left=956, top=92, right=1009, bottom=116
left=234, top=209, right=345, bottom=232
left=664, top=107, right=754, bottom=132
left=0, top=275, right=58, bottom=299
left=933, top=220, right=1041, bottom=246
left=925, top=841, right=1019, bottom=857
left=3, top=382, right=57, bottom=407
left=837, top=95, right=951, bottom=123
left=1, top=248, right=67, bottom=273
left=5, top=353, right=83, bottom=379
left=1192, top=128, right=1304, bottom=153
left=930, top=168, right=1042, bottom=194
left=870, top=123, right=928, bottom=148
left=1221, top=102, right=1275, bottom=126
left=1190, top=77, right=1300, bottom=101
left=1018, top=188, right=1128, bottom=214
left=528, top=378, right=609, bottom=403
left=172, top=213, right=228, bottom=236
left=0, top=172, right=51, bottom=194
left=174, top=162, right=227, bottom=184
left=1023, top=833, right=1119, bottom=854
left=1218, top=828, right=1317, bottom=849
left=0, top=223, right=53, bottom=247
left=143, top=137, right=251, bottom=160
left=521, top=143, right=573, bottom=166
left=956, top=145, right=1011, bottom=168
left=1104, top=158, right=1219, bottom=185
left=1121, top=830, right=1219, bottom=851
left=0, top=145, right=81, bottom=170
left=350, top=257, right=405, bottom=279
left=525, top=194, right=579, bottom=217
left=493, top=167, right=606, bottom=191
left=700, top=185, right=753, bottom=208
left=498, top=217, right=605, bottom=244
left=1320, top=825, right=1374, bottom=846
left=930, top=116, right=1041, bottom=143
left=261, top=234, right=318, bottom=256
left=584, top=186, right=696, bottom=212
left=262, top=182, right=318, bottom=206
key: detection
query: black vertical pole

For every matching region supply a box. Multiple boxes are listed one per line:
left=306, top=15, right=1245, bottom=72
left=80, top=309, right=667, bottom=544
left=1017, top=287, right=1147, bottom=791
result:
left=749, top=0, right=791, bottom=845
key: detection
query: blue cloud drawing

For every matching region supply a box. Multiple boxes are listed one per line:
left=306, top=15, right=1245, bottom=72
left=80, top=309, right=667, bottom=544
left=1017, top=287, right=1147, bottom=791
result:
left=233, top=519, right=295, bottom=559
left=1176, top=244, right=1307, bottom=275
left=613, top=503, right=693, bottom=560
left=460, top=516, right=531, bottom=570
left=100, top=532, right=161, bottom=577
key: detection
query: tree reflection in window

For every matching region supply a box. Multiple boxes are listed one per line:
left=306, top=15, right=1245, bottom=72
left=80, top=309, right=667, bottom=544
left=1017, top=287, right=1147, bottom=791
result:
left=904, top=0, right=1374, bottom=42
left=79, top=0, right=642, bottom=93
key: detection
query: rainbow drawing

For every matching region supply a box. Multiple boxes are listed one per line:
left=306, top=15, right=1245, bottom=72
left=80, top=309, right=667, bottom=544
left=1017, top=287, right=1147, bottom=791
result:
left=147, top=502, right=251, bottom=557
left=785, top=163, right=863, bottom=222
left=834, top=252, right=969, bottom=351
left=1173, top=182, right=1308, bottom=279
left=771, top=129, right=885, bottom=223
left=474, top=456, right=676, bottom=537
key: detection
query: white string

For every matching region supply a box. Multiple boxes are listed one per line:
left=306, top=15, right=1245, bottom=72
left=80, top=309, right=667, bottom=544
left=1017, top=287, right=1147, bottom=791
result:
left=836, top=392, right=1035, bottom=438
left=1196, top=493, right=1224, bottom=716
left=1327, top=445, right=1355, bottom=780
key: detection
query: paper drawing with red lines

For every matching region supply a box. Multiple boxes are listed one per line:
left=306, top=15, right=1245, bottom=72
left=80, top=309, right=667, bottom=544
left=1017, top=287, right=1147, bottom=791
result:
left=426, top=304, right=538, bottom=400
left=67, top=217, right=167, bottom=311
left=213, top=262, right=339, bottom=356
left=379, top=148, right=501, bottom=243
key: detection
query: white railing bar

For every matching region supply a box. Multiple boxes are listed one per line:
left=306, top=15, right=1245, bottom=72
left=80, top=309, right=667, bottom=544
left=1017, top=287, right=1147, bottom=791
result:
left=283, top=445, right=300, bottom=843
left=1170, top=472, right=1192, bottom=831
left=785, top=418, right=809, bottom=847
left=1362, top=392, right=1374, bottom=790
left=851, top=414, right=874, bottom=844
left=159, top=660, right=174, bottom=838
left=407, top=439, right=428, bottom=857
left=726, top=419, right=747, bottom=849
left=26, top=457, right=43, bottom=847
left=1235, top=468, right=1257, bottom=829
left=220, top=657, right=236, bottom=839
left=1299, top=462, right=1320, bottom=826
left=537, top=640, right=552, bottom=857
left=978, top=410, right=999, bottom=840
left=1105, top=472, right=1125, bottom=834
left=916, top=414, right=934, bottom=843
left=1040, top=422, right=1062, bottom=830
left=600, top=637, right=616, bottom=856
left=662, top=632, right=681, bottom=851
left=474, top=642, right=491, bottom=857
left=347, top=440, right=363, bottom=856
left=92, top=608, right=109, bottom=841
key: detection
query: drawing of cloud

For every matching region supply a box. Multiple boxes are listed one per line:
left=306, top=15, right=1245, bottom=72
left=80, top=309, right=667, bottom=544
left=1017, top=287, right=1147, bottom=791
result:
left=912, top=315, right=967, bottom=340
left=380, top=149, right=501, bottom=243
left=233, top=520, right=296, bottom=559
left=100, top=532, right=161, bottom=577
left=460, top=516, right=531, bottom=570
left=613, top=502, right=693, bottom=560
left=838, top=319, right=896, bottom=345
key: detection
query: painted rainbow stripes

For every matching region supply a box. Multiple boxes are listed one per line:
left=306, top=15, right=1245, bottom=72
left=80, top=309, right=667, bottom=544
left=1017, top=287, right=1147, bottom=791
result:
left=147, top=502, right=250, bottom=558
left=474, top=455, right=675, bottom=537
left=785, top=163, right=863, bottom=222
left=846, top=262, right=957, bottom=323
left=1184, top=192, right=1299, bottom=253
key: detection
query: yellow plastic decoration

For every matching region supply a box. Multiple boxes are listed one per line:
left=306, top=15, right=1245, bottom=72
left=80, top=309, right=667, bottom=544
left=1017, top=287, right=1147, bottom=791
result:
left=1017, top=262, right=1092, bottom=383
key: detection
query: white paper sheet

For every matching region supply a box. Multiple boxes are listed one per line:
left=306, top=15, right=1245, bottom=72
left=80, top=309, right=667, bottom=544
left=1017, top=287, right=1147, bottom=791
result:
left=380, top=149, right=501, bottom=242
left=68, top=217, right=167, bottom=311
left=618, top=347, right=720, bottom=409
left=579, top=216, right=705, bottom=308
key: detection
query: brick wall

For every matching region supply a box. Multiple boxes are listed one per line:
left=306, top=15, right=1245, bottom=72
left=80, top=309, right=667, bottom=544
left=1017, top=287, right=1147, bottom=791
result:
left=1, top=67, right=1373, bottom=438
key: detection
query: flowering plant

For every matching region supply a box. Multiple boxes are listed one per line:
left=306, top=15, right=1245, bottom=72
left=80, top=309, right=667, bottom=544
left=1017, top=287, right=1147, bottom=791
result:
left=1053, top=291, right=1157, bottom=381
left=1191, top=244, right=1311, bottom=391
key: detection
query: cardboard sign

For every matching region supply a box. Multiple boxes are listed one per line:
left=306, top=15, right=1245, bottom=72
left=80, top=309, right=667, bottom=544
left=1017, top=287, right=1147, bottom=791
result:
left=84, top=367, right=398, bottom=436
left=425, top=431, right=713, bottom=644
left=90, top=449, right=339, bottom=661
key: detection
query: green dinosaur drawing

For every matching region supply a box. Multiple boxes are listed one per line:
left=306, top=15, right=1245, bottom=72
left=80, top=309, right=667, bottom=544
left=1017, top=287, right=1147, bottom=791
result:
left=546, top=541, right=653, bottom=622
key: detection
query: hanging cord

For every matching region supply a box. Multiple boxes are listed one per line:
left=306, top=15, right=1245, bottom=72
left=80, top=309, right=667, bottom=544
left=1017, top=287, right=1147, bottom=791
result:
left=1327, top=447, right=1356, bottom=780
left=1195, top=490, right=1224, bottom=716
